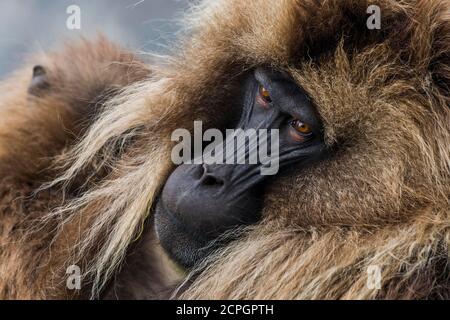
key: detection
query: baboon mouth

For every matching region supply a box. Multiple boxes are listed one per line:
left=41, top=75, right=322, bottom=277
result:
left=154, top=199, right=218, bottom=269
left=153, top=162, right=266, bottom=269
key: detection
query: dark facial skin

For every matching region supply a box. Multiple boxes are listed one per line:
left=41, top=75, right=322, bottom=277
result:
left=155, top=68, right=326, bottom=269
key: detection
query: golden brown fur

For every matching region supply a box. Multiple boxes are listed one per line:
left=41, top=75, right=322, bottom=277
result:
left=0, top=37, right=150, bottom=298
left=0, top=0, right=449, bottom=299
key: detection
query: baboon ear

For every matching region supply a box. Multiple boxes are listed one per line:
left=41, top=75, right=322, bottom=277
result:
left=28, top=65, right=50, bottom=96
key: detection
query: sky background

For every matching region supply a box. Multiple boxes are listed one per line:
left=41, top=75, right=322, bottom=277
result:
left=0, top=0, right=188, bottom=77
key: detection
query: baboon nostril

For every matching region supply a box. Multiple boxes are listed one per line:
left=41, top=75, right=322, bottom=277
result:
left=202, top=175, right=224, bottom=186
left=201, top=165, right=225, bottom=186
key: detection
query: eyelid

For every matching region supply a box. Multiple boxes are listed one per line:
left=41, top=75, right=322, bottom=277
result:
left=256, top=86, right=272, bottom=108
left=254, top=68, right=320, bottom=132
left=256, top=80, right=277, bottom=107
left=254, top=69, right=274, bottom=91
left=290, top=119, right=313, bottom=135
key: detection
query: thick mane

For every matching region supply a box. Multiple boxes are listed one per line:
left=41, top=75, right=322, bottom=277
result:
left=1, top=0, right=448, bottom=299
left=48, top=0, right=450, bottom=298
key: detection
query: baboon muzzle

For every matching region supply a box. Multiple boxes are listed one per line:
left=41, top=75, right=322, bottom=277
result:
left=154, top=158, right=268, bottom=268
left=155, top=68, right=325, bottom=268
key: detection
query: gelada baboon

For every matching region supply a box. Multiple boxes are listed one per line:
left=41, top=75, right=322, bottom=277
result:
left=0, top=0, right=449, bottom=300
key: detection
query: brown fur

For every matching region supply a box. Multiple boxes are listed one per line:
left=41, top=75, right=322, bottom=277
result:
left=0, top=0, right=449, bottom=299
left=0, top=37, right=150, bottom=299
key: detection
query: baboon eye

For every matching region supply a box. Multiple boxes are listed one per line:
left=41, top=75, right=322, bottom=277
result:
left=290, top=119, right=313, bottom=135
left=258, top=85, right=272, bottom=104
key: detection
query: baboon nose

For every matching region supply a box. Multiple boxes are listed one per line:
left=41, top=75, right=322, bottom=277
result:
left=158, top=164, right=264, bottom=238
left=199, top=164, right=225, bottom=186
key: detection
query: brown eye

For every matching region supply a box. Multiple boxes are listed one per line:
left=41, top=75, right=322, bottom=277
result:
left=291, top=119, right=313, bottom=135
left=259, top=85, right=272, bottom=103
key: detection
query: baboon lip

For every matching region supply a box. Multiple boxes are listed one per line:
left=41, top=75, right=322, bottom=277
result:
left=154, top=198, right=212, bottom=268
left=157, top=199, right=210, bottom=243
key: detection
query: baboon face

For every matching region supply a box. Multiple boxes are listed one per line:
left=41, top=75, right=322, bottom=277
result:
left=155, top=68, right=326, bottom=268
left=153, top=0, right=447, bottom=272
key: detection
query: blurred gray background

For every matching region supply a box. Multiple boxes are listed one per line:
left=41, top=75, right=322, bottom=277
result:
left=0, top=0, right=189, bottom=77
